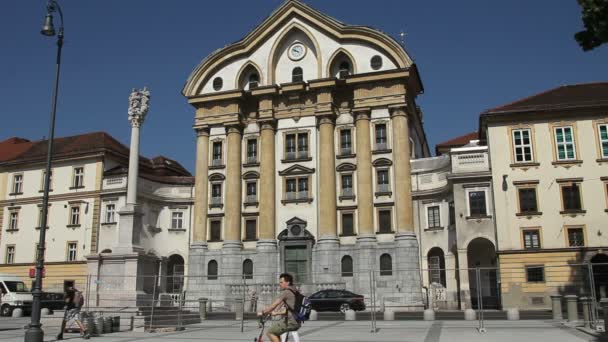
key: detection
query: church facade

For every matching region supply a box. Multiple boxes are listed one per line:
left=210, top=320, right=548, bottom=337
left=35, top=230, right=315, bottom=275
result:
left=182, top=0, right=430, bottom=308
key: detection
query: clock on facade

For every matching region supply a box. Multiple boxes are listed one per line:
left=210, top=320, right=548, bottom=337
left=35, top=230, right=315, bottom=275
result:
left=288, top=42, right=306, bottom=61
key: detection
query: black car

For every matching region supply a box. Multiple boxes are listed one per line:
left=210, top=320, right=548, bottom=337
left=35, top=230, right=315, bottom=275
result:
left=308, top=289, right=365, bottom=312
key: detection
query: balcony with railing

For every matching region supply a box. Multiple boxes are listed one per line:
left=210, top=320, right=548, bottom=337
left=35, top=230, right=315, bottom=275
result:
left=210, top=158, right=224, bottom=168
left=209, top=196, right=223, bottom=208
left=339, top=187, right=355, bottom=201
left=245, top=156, right=258, bottom=165
left=451, top=149, right=489, bottom=174
left=244, top=194, right=258, bottom=207
left=283, top=150, right=310, bottom=162
left=373, top=142, right=390, bottom=153
left=338, top=147, right=354, bottom=158
left=282, top=191, right=312, bottom=204
left=375, top=183, right=391, bottom=197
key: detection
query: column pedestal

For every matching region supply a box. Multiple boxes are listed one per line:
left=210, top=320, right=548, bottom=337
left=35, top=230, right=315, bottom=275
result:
left=314, top=237, right=340, bottom=283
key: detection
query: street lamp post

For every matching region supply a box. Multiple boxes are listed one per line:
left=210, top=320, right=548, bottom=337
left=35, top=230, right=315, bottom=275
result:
left=25, top=1, right=64, bottom=341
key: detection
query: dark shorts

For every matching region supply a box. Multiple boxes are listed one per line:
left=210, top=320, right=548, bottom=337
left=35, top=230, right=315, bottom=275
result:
left=267, top=319, right=300, bottom=336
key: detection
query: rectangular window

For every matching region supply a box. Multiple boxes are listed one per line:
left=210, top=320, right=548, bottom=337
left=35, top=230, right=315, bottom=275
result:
left=12, top=174, right=23, bottom=194
left=70, top=206, right=80, bottom=225
left=342, top=213, right=354, bottom=236
left=67, top=242, right=77, bottom=262
left=9, top=211, right=18, bottom=230
left=340, top=129, right=352, bottom=155
left=449, top=201, right=455, bottom=226
left=73, top=167, right=84, bottom=188
left=247, top=139, right=257, bottom=163
left=512, top=129, right=533, bottom=162
left=41, top=170, right=53, bottom=191
left=341, top=174, right=353, bottom=197
left=297, top=133, right=308, bottom=157
left=105, top=204, right=116, bottom=223
left=246, top=182, right=257, bottom=203
left=554, top=126, right=576, bottom=161
left=378, top=210, right=392, bottom=233
left=286, top=178, right=297, bottom=197
left=567, top=227, right=585, bottom=247
left=427, top=206, right=441, bottom=228
left=523, top=229, right=541, bottom=249
left=298, top=178, right=308, bottom=199
left=375, top=123, right=387, bottom=150
left=285, top=132, right=309, bottom=160
left=212, top=141, right=223, bottom=165
left=518, top=188, right=538, bottom=213
left=285, top=134, right=296, bottom=155
left=245, top=219, right=257, bottom=241
left=599, top=124, right=608, bottom=158
left=561, top=184, right=582, bottom=211
left=468, top=191, right=487, bottom=216
left=211, top=183, right=222, bottom=205
left=209, top=220, right=222, bottom=241
left=377, top=169, right=390, bottom=193
left=526, top=265, right=545, bottom=282
left=171, top=212, right=184, bottom=229
left=6, top=246, right=15, bottom=264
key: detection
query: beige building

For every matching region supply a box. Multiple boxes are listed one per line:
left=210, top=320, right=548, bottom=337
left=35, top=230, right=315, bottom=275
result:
left=182, top=0, right=431, bottom=307
left=480, top=82, right=608, bottom=309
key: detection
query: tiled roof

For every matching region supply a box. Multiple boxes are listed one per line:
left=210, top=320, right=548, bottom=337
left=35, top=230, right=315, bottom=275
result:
left=482, top=82, right=608, bottom=115
left=436, top=132, right=479, bottom=148
left=0, top=137, right=33, bottom=162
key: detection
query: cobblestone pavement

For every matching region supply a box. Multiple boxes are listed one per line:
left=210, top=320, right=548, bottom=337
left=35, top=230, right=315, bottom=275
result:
left=0, top=318, right=604, bottom=342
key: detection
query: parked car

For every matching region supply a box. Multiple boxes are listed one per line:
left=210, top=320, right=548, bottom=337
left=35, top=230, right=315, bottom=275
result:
left=0, top=274, right=32, bottom=316
left=308, top=289, right=365, bottom=312
left=40, top=292, right=65, bottom=313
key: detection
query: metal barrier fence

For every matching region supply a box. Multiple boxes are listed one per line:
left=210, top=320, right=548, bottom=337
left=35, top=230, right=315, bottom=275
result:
left=1, top=263, right=606, bottom=334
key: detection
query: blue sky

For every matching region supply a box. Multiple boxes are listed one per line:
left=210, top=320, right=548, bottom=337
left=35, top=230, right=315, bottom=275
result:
left=1, top=0, right=607, bottom=173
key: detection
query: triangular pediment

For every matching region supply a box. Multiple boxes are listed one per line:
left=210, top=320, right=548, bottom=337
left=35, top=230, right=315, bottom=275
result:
left=286, top=216, right=307, bottom=225
left=278, top=164, right=315, bottom=176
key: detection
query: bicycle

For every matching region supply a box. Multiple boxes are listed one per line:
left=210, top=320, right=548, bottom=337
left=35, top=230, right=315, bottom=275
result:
left=254, top=313, right=271, bottom=342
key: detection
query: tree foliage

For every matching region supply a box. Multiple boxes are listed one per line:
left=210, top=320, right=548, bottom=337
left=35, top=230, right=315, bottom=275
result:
left=575, top=0, right=608, bottom=51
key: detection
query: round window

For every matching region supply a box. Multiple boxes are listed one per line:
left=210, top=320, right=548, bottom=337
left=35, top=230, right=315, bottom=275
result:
left=290, top=225, right=302, bottom=236
left=212, top=77, right=223, bottom=91
left=371, top=55, right=382, bottom=70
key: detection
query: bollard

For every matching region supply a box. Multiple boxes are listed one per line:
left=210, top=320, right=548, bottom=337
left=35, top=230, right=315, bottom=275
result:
left=41, top=308, right=51, bottom=316
left=12, top=308, right=23, bottom=318
left=199, top=298, right=208, bottom=320
left=550, top=295, right=563, bottom=320
left=601, top=298, right=608, bottom=333
left=309, top=309, right=318, bottom=321
left=423, top=309, right=435, bottom=321
left=464, top=308, right=476, bottom=321
left=506, top=308, right=520, bottom=321
left=580, top=297, right=591, bottom=328
left=384, top=309, right=395, bottom=321
left=235, top=298, right=244, bottom=321
left=130, top=316, right=134, bottom=331
left=565, top=295, right=578, bottom=323
left=345, top=309, right=356, bottom=321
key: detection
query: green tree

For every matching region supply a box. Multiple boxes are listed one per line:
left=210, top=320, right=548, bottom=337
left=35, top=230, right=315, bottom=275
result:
left=575, top=0, right=608, bottom=51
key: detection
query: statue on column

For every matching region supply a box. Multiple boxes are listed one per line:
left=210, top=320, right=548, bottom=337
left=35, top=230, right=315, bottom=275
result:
left=128, top=87, right=151, bottom=126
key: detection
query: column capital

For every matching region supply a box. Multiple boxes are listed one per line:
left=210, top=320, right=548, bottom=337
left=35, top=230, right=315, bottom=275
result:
left=195, top=127, right=210, bottom=137
left=226, top=124, right=243, bottom=135
left=316, top=115, right=335, bottom=126
left=389, top=105, right=408, bottom=118
left=353, top=108, right=371, bottom=122
left=259, top=120, right=276, bottom=131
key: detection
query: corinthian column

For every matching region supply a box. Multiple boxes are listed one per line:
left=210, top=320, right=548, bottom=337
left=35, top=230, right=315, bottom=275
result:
left=258, top=121, right=276, bottom=247
left=192, top=127, right=210, bottom=245
left=354, top=110, right=375, bottom=242
left=390, top=106, right=414, bottom=234
left=318, top=115, right=338, bottom=240
left=224, top=125, right=243, bottom=248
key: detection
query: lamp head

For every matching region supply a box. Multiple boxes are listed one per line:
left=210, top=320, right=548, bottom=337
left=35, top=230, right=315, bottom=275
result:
left=41, top=13, right=56, bottom=36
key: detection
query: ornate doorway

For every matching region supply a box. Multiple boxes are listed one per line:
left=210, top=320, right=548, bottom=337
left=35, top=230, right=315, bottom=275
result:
left=278, top=217, right=315, bottom=284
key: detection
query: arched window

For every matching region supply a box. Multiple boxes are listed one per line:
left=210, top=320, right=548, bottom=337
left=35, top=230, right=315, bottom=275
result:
left=338, top=61, right=350, bottom=79
left=248, top=74, right=259, bottom=89
left=292, top=67, right=303, bottom=83
left=380, top=254, right=392, bottom=276
left=341, top=255, right=353, bottom=277
left=208, top=260, right=218, bottom=280
left=427, top=248, right=446, bottom=287
left=243, top=259, right=253, bottom=279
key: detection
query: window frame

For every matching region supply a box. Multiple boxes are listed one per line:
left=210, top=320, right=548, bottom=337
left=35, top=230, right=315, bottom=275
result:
left=12, top=174, right=23, bottom=194
left=552, top=125, right=577, bottom=161
left=210, top=181, right=223, bottom=208
left=5, top=245, right=15, bottom=264
left=426, top=205, right=441, bottom=229
left=242, top=259, right=253, bottom=279
left=72, top=166, right=85, bottom=189
left=171, top=211, right=184, bottom=230
left=104, top=203, right=116, bottom=224
left=377, top=208, right=393, bottom=234
left=208, top=219, right=223, bottom=242
left=521, top=228, right=542, bottom=250
left=597, top=123, right=608, bottom=159
left=40, top=169, right=53, bottom=192
left=282, top=175, right=312, bottom=203
left=559, top=182, right=583, bottom=212
left=375, top=168, right=391, bottom=194
left=66, top=241, right=78, bottom=262
left=283, top=130, right=310, bottom=161
left=341, top=255, right=353, bottom=277
left=211, top=140, right=224, bottom=167
left=68, top=205, right=81, bottom=226
left=245, top=180, right=258, bottom=204
left=511, top=128, right=534, bottom=163
left=291, top=67, right=303, bottom=83
left=465, top=187, right=489, bottom=218
left=244, top=218, right=257, bottom=241
left=339, top=128, right=353, bottom=156
left=565, top=226, right=586, bottom=247
left=245, top=137, right=258, bottom=165
left=340, top=211, right=355, bottom=236
left=340, top=173, right=354, bottom=198
left=207, top=260, right=218, bottom=280
left=525, top=265, right=545, bottom=283
left=516, top=185, right=539, bottom=214
left=373, top=122, right=389, bottom=151
left=8, top=209, right=19, bottom=230
left=379, top=253, right=393, bottom=276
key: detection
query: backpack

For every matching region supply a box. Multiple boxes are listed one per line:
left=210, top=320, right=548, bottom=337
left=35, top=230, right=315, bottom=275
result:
left=73, top=290, right=84, bottom=308
left=285, top=288, right=311, bottom=322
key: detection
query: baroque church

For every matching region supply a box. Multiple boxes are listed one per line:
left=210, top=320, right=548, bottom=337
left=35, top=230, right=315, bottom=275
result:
left=182, top=0, right=430, bottom=307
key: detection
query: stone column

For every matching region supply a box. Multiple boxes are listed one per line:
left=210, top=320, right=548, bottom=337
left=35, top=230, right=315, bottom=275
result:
left=192, top=127, right=210, bottom=245
left=258, top=121, right=276, bottom=246
left=445, top=253, right=459, bottom=309
left=565, top=295, right=578, bottom=322
left=354, top=110, right=375, bottom=241
left=224, top=125, right=243, bottom=247
left=457, top=249, right=472, bottom=310
left=551, top=295, right=563, bottom=320
left=389, top=106, right=414, bottom=235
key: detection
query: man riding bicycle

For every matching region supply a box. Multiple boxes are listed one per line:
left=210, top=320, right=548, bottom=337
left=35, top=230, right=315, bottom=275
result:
left=257, top=273, right=301, bottom=342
